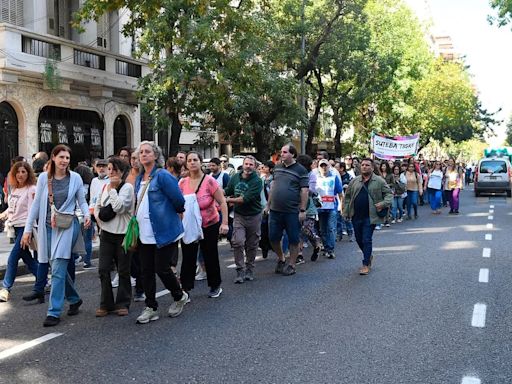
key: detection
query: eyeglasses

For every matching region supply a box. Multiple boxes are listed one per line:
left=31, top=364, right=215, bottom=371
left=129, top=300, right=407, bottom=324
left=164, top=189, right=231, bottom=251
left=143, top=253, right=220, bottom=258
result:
left=220, top=159, right=227, bottom=163
left=320, top=164, right=328, bottom=168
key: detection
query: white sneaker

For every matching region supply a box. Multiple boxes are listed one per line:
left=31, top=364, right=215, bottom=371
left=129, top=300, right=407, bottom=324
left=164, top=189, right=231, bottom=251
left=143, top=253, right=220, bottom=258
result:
left=136, top=307, right=159, bottom=324
left=131, top=277, right=136, bottom=287
left=111, top=273, right=119, bottom=288
left=391, top=219, right=396, bottom=224
left=74, top=256, right=83, bottom=266
left=168, top=292, right=189, bottom=317
left=195, top=271, right=207, bottom=281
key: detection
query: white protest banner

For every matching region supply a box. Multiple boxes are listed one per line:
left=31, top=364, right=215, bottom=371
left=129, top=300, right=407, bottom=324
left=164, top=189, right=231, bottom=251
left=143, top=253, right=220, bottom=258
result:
left=371, top=132, right=420, bottom=160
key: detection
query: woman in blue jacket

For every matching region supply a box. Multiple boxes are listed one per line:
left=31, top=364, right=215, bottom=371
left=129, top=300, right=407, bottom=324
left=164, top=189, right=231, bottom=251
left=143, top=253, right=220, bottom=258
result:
left=133, top=141, right=189, bottom=325
left=21, top=144, right=90, bottom=327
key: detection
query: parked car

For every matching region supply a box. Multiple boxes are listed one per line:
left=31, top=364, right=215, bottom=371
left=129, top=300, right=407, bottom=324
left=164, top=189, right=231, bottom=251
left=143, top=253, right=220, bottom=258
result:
left=474, top=157, right=512, bottom=197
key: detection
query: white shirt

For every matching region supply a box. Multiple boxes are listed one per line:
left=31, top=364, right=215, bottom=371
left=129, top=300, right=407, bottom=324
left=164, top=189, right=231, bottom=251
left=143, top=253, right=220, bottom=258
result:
left=89, top=176, right=109, bottom=208
left=136, top=181, right=156, bottom=244
left=428, top=170, right=443, bottom=190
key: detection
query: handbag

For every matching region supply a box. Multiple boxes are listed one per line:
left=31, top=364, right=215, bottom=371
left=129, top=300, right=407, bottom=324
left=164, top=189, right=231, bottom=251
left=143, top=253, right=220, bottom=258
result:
left=362, top=182, right=389, bottom=218
left=48, top=178, right=75, bottom=229
left=123, top=175, right=152, bottom=252
left=98, top=182, right=125, bottom=222
left=182, top=174, right=205, bottom=244
left=29, top=226, right=38, bottom=251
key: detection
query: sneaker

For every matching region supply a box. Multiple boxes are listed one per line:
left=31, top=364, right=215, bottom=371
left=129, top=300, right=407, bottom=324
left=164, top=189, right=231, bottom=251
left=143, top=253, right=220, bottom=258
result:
left=359, top=265, right=370, bottom=275
left=67, top=299, right=83, bottom=316
left=384, top=223, right=390, bottom=227
left=74, top=256, right=83, bottom=266
left=43, top=315, right=60, bottom=327
left=342, top=230, right=348, bottom=236
left=131, top=277, right=136, bottom=287
left=375, top=225, right=382, bottom=230
left=234, top=269, right=245, bottom=284
left=327, top=251, right=336, bottom=259
left=391, top=219, right=396, bottom=224
left=83, top=263, right=95, bottom=269
left=281, top=264, right=296, bottom=276
left=0, top=288, right=9, bottom=302
left=111, top=273, right=119, bottom=288
left=168, top=291, right=188, bottom=317
left=311, top=246, right=320, bottom=262
left=133, top=292, right=146, bottom=302
left=397, top=218, right=403, bottom=223
left=275, top=260, right=286, bottom=274
left=136, top=307, right=159, bottom=324
left=208, top=287, right=223, bottom=298
left=454, top=210, right=459, bottom=215
left=296, top=255, right=305, bottom=265
left=244, top=269, right=254, bottom=281
left=302, top=242, right=308, bottom=248
left=195, top=270, right=207, bottom=281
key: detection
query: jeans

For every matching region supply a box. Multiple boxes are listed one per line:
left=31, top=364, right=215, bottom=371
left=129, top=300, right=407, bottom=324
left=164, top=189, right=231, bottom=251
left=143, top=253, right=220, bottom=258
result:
left=318, top=210, right=337, bottom=252
left=406, top=190, right=419, bottom=217
left=232, top=213, right=262, bottom=271
left=428, top=188, right=442, bottom=211
left=448, top=188, right=460, bottom=211
left=391, top=197, right=404, bottom=220
left=352, top=217, right=375, bottom=266
left=2, top=226, right=38, bottom=290
left=98, top=230, right=131, bottom=310
left=82, top=224, right=94, bottom=265
left=47, top=221, right=81, bottom=318
left=139, top=241, right=183, bottom=310
left=181, top=222, right=222, bottom=291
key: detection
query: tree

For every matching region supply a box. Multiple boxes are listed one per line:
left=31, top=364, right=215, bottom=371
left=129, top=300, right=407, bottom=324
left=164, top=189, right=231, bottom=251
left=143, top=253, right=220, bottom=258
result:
left=489, top=0, right=512, bottom=27
left=505, top=114, right=512, bottom=145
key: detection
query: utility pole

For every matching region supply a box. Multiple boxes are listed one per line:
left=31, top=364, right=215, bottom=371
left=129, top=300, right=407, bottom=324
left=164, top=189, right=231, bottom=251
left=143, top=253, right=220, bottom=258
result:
left=300, top=0, right=306, bottom=155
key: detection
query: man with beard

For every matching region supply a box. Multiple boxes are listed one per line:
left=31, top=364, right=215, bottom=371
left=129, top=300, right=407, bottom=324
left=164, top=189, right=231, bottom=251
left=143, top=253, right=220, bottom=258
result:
left=225, top=156, right=263, bottom=283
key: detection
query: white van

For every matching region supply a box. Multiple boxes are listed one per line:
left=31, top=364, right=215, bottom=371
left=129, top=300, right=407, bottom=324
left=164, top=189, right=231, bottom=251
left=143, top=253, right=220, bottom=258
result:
left=474, top=157, right=512, bottom=197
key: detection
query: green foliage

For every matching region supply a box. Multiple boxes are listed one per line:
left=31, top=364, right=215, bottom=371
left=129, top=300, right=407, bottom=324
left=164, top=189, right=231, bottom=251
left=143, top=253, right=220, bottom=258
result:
left=488, top=0, right=512, bottom=27
left=43, top=58, right=62, bottom=91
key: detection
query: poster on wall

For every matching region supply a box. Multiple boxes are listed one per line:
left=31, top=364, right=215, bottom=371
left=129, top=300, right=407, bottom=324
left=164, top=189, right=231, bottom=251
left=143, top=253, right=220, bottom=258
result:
left=40, top=122, right=52, bottom=144
left=91, top=128, right=102, bottom=148
left=57, top=122, right=68, bottom=144
left=73, top=125, right=84, bottom=144
left=371, top=132, right=420, bottom=160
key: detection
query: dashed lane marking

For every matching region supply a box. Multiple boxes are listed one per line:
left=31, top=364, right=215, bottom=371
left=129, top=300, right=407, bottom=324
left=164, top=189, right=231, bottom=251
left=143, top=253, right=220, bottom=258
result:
left=461, top=377, right=481, bottom=384
left=489, top=209, right=494, bottom=213
left=488, top=215, right=493, bottom=220
left=0, top=333, right=63, bottom=361
left=485, top=234, right=492, bottom=240
left=479, top=269, right=489, bottom=283
left=490, top=205, right=495, bottom=208
left=486, top=223, right=493, bottom=229
left=482, top=248, right=491, bottom=258
left=156, top=289, right=170, bottom=298
left=471, top=303, right=487, bottom=328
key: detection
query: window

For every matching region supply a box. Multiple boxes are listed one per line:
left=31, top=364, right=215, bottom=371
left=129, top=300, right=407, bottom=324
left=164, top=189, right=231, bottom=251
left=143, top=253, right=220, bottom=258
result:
left=116, top=59, right=141, bottom=78
left=0, top=0, right=23, bottom=26
left=73, top=49, right=105, bottom=70
left=480, top=161, right=507, bottom=174
left=22, top=36, right=61, bottom=60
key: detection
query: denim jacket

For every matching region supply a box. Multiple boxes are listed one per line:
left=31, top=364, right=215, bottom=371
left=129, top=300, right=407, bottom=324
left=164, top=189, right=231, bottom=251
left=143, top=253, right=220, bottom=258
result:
left=135, top=166, right=185, bottom=248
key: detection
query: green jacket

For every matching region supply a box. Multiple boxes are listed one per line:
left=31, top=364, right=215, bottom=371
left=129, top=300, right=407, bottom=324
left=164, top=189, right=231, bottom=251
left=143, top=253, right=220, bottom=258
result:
left=224, top=171, right=263, bottom=216
left=343, top=174, right=393, bottom=225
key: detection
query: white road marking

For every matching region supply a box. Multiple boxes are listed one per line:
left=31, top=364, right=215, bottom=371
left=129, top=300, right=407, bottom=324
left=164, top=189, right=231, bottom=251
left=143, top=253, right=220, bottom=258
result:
left=227, top=255, right=265, bottom=269
left=0, top=333, right=63, bottom=361
left=489, top=209, right=494, bottom=214
left=486, top=223, right=493, bottom=229
left=490, top=205, right=495, bottom=208
left=485, top=234, right=492, bottom=240
left=156, top=289, right=170, bottom=298
left=479, top=269, right=489, bottom=283
left=482, top=248, right=491, bottom=258
left=461, top=377, right=481, bottom=384
left=471, top=303, right=487, bottom=328
left=488, top=215, right=493, bottom=220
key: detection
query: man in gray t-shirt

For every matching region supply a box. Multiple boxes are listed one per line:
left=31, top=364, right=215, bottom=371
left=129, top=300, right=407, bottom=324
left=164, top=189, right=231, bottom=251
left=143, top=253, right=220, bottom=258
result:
left=264, top=144, right=308, bottom=276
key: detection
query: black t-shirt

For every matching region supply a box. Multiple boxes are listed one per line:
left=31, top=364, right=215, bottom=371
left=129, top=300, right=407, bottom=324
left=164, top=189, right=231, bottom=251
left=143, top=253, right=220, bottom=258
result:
left=353, top=181, right=369, bottom=220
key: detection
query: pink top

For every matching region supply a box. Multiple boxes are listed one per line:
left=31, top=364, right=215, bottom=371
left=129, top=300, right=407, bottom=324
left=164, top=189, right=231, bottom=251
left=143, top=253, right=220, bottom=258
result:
left=8, top=185, right=36, bottom=227
left=179, top=174, right=220, bottom=228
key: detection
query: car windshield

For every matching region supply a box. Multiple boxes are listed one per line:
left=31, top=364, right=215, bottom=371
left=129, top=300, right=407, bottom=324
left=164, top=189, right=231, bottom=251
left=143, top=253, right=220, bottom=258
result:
left=480, top=160, right=507, bottom=174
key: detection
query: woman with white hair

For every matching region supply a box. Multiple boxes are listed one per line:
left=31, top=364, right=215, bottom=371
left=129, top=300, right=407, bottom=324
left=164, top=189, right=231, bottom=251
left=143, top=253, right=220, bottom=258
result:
left=133, top=141, right=189, bottom=324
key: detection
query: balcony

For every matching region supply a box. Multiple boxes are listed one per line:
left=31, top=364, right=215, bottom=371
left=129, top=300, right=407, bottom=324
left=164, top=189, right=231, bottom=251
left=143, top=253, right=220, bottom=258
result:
left=0, top=23, right=148, bottom=96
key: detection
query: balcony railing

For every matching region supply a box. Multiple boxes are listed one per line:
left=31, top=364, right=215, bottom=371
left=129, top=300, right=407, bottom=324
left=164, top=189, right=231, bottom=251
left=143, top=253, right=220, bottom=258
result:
left=116, top=59, right=141, bottom=78
left=73, top=48, right=105, bottom=70
left=21, top=36, right=61, bottom=60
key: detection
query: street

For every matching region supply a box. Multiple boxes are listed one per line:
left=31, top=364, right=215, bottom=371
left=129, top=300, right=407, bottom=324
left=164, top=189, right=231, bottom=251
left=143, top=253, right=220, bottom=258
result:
left=0, top=188, right=510, bottom=384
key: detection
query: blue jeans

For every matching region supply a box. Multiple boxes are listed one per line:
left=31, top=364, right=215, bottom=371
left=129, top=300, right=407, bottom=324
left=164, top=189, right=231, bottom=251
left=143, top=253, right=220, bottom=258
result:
left=318, top=210, right=337, bottom=252
left=47, top=221, right=81, bottom=318
left=2, top=227, right=38, bottom=290
left=391, top=196, right=404, bottom=220
left=406, top=190, right=419, bottom=217
left=428, top=188, right=442, bottom=210
left=352, top=217, right=375, bottom=266
left=83, top=224, right=93, bottom=265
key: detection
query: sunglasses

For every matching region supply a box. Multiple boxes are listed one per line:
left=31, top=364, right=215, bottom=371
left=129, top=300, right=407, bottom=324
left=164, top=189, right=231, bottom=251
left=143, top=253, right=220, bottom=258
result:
left=320, top=164, right=328, bottom=167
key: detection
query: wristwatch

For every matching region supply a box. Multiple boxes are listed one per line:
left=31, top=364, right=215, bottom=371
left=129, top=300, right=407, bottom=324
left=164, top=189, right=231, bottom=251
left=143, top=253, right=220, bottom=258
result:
left=300, top=209, right=306, bottom=212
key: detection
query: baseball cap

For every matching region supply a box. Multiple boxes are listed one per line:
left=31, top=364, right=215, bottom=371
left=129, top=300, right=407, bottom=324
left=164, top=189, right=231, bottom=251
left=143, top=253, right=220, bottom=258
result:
left=318, top=159, right=329, bottom=167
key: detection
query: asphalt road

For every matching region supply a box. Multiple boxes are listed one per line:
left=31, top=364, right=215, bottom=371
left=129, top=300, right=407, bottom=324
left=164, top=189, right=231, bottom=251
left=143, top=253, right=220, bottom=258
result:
left=0, top=188, right=510, bottom=384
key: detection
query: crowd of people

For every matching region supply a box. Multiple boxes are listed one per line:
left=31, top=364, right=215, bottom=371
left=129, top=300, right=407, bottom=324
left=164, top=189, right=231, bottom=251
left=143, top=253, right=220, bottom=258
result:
left=0, top=141, right=466, bottom=327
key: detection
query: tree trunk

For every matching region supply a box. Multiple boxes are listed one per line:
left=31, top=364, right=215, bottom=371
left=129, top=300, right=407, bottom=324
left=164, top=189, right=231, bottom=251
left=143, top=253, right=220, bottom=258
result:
left=333, top=109, right=345, bottom=158
left=254, top=128, right=269, bottom=161
left=169, top=111, right=182, bottom=156
left=305, top=69, right=324, bottom=156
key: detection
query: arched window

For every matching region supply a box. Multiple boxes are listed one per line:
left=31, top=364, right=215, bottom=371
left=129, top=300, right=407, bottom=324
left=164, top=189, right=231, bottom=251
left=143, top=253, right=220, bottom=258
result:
left=113, top=115, right=130, bottom=155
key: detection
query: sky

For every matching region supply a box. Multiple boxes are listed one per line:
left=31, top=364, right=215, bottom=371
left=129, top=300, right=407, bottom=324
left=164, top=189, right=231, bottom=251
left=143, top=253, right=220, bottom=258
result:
left=405, top=0, right=512, bottom=146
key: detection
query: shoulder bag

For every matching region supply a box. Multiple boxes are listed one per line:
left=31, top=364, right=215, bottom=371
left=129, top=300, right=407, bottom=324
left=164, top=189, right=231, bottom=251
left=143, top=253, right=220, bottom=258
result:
left=123, top=175, right=152, bottom=252
left=48, top=178, right=75, bottom=229
left=182, top=174, right=206, bottom=244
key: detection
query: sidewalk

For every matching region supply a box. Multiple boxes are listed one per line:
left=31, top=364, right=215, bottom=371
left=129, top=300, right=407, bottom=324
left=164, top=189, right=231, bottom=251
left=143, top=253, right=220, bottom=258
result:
left=0, top=231, right=99, bottom=279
